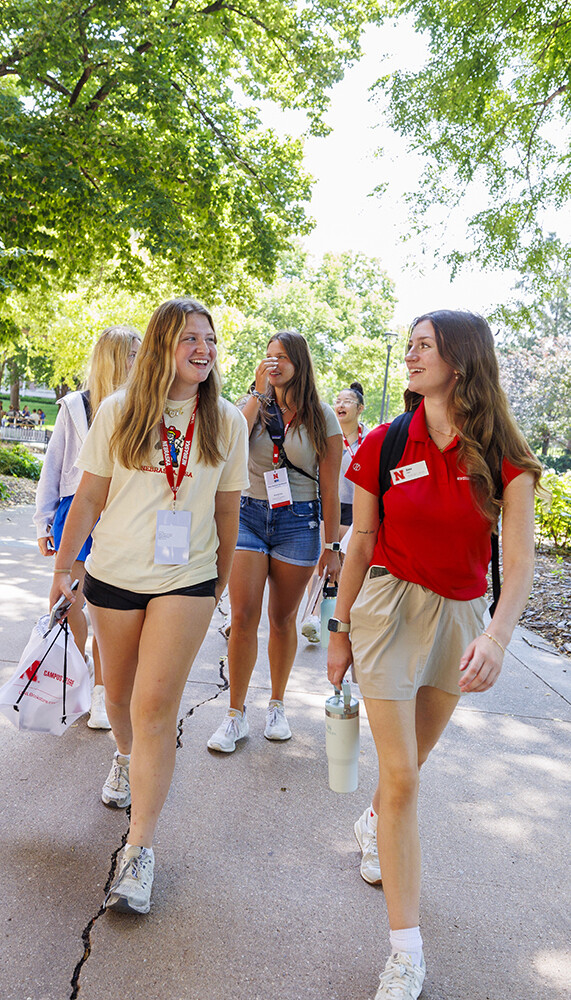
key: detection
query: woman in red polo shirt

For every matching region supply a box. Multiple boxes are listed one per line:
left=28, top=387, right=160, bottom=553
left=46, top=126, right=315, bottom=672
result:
left=327, top=310, right=542, bottom=1000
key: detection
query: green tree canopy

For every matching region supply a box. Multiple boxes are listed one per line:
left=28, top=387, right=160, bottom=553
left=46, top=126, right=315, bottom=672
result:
left=496, top=273, right=571, bottom=461
left=378, top=1, right=571, bottom=278
left=216, top=249, right=407, bottom=423
left=0, top=0, right=381, bottom=304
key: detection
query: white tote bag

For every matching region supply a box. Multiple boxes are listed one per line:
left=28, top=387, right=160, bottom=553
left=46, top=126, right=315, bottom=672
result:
left=0, top=615, right=91, bottom=735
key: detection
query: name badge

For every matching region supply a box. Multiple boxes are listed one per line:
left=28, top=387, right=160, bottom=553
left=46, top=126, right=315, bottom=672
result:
left=264, top=467, right=293, bottom=508
left=390, top=461, right=429, bottom=485
left=154, top=509, right=192, bottom=564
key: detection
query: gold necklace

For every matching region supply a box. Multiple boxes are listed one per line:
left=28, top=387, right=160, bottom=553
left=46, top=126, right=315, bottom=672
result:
left=427, top=423, right=455, bottom=436
left=165, top=399, right=193, bottom=418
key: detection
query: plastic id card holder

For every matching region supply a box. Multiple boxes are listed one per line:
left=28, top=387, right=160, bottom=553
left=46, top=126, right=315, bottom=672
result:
left=154, top=509, right=192, bottom=565
left=263, top=468, right=292, bottom=508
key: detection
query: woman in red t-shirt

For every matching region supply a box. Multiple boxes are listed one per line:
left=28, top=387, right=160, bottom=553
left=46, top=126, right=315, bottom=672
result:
left=327, top=310, right=543, bottom=1000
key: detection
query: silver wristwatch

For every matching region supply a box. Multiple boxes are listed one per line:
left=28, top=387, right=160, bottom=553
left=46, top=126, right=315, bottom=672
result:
left=328, top=618, right=351, bottom=633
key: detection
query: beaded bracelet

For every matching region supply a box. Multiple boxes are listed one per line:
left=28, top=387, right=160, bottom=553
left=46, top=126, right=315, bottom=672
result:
left=482, top=631, right=506, bottom=654
left=54, top=568, right=72, bottom=574
left=250, top=389, right=267, bottom=403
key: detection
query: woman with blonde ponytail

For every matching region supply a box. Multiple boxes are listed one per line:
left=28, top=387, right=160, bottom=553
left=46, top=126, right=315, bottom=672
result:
left=48, top=297, right=249, bottom=915
left=35, top=325, right=141, bottom=728
left=328, top=310, right=542, bottom=1000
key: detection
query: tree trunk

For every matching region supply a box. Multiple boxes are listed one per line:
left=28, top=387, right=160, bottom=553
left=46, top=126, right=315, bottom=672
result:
left=7, top=360, right=20, bottom=410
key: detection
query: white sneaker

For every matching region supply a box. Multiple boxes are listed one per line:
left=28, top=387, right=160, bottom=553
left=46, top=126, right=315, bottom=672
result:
left=105, top=845, right=154, bottom=915
left=207, top=708, right=249, bottom=753
left=354, top=807, right=382, bottom=885
left=88, top=684, right=111, bottom=729
left=374, top=952, right=426, bottom=1000
left=301, top=614, right=321, bottom=643
left=264, top=700, right=292, bottom=741
left=101, top=751, right=131, bottom=808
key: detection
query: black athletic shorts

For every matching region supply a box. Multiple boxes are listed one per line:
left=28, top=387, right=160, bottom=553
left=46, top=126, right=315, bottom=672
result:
left=83, top=571, right=216, bottom=611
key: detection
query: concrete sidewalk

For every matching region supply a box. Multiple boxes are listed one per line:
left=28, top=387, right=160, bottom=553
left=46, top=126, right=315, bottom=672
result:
left=1, top=504, right=570, bottom=1000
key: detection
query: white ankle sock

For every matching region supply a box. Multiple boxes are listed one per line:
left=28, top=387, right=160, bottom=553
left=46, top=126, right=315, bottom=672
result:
left=389, top=927, right=423, bottom=967
left=115, top=750, right=130, bottom=761
left=367, top=806, right=378, bottom=832
left=125, top=843, right=154, bottom=858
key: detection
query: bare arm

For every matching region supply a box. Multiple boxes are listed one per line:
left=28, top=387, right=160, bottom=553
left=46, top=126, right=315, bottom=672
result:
left=49, top=471, right=110, bottom=608
left=327, top=485, right=379, bottom=688
left=317, top=432, right=343, bottom=583
left=240, top=357, right=280, bottom=434
left=213, top=489, right=241, bottom=604
left=459, top=471, right=536, bottom=693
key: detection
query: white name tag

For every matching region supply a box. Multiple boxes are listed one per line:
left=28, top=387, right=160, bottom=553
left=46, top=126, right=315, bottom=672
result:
left=390, top=461, right=429, bottom=485
left=264, top=467, right=293, bottom=508
left=154, top=509, right=192, bottom=564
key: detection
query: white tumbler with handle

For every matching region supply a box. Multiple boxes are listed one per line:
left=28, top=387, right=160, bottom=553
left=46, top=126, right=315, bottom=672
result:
left=325, top=679, right=360, bottom=793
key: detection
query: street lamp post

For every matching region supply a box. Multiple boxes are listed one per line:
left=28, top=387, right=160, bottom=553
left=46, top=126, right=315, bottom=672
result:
left=379, top=331, right=399, bottom=424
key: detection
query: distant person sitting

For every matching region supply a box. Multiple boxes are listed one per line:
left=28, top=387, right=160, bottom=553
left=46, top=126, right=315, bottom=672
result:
left=37, top=408, right=46, bottom=425
left=30, top=409, right=41, bottom=425
left=22, top=405, right=30, bottom=418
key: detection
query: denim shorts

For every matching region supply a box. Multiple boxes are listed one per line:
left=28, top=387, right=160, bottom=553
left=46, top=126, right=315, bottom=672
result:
left=53, top=495, right=92, bottom=562
left=236, top=496, right=321, bottom=567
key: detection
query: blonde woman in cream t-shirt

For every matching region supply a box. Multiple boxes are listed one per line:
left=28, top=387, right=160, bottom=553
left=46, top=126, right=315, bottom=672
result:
left=49, top=298, right=249, bottom=917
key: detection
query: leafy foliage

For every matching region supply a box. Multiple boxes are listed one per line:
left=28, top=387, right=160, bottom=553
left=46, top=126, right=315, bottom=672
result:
left=495, top=273, right=571, bottom=457
left=0, top=0, right=381, bottom=303
left=378, top=1, right=571, bottom=277
left=535, top=470, right=571, bottom=552
left=0, top=443, right=42, bottom=480
left=215, top=249, right=406, bottom=423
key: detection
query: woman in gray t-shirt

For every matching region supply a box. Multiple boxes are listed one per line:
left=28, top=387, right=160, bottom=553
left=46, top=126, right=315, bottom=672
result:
left=208, top=331, right=342, bottom=752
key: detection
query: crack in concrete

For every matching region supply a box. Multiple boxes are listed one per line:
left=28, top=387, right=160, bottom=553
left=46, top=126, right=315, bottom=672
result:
left=69, top=813, right=130, bottom=999
left=68, top=654, right=229, bottom=997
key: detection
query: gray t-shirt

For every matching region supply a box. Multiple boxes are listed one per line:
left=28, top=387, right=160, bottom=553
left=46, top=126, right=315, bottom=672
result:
left=244, top=402, right=341, bottom=502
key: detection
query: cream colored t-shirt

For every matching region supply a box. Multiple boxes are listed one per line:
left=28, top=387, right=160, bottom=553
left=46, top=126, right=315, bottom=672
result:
left=77, top=391, right=249, bottom=592
left=245, top=402, right=341, bottom=501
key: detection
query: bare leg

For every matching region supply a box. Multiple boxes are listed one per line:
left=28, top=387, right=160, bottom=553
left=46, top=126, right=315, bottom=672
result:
left=267, top=558, right=315, bottom=701
left=87, top=603, right=143, bottom=751
left=365, top=686, right=460, bottom=930
left=65, top=560, right=88, bottom=657
left=227, top=550, right=269, bottom=711
left=127, top=594, right=214, bottom=846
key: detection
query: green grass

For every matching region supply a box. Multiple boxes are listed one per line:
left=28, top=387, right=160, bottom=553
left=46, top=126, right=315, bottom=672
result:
left=1, top=394, right=59, bottom=431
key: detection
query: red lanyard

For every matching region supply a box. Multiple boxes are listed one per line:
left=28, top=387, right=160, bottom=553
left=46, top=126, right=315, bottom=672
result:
left=343, top=424, right=363, bottom=456
left=160, top=395, right=198, bottom=509
left=273, top=417, right=295, bottom=467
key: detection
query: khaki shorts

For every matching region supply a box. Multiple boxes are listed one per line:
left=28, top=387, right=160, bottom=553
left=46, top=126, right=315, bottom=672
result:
left=350, top=568, right=487, bottom=700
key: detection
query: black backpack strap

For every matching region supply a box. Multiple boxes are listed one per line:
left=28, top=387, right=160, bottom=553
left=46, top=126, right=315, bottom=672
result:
left=378, top=410, right=415, bottom=520
left=264, top=399, right=318, bottom=484
left=81, top=390, right=92, bottom=427
left=488, top=464, right=504, bottom=618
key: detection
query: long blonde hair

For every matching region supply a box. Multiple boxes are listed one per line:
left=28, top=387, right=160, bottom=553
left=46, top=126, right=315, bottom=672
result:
left=83, top=326, right=142, bottom=417
left=405, top=310, right=543, bottom=523
left=110, top=297, right=223, bottom=469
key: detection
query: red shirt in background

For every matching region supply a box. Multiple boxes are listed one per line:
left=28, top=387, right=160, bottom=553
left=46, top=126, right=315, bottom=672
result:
left=345, top=400, right=524, bottom=600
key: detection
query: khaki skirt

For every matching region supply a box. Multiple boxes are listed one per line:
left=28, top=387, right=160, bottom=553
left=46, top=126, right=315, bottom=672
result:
left=350, top=568, right=487, bottom=700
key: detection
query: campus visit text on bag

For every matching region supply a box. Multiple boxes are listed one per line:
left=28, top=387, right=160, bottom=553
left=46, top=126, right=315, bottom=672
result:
left=0, top=615, right=91, bottom=735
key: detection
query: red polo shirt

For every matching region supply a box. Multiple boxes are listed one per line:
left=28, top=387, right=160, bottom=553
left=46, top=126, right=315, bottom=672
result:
left=345, top=401, right=524, bottom=600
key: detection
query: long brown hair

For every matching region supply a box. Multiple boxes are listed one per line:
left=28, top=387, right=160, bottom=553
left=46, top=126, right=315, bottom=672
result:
left=83, top=326, right=141, bottom=417
left=110, top=297, right=223, bottom=469
left=405, top=310, right=543, bottom=522
left=265, top=331, right=328, bottom=460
